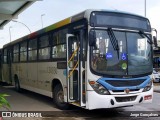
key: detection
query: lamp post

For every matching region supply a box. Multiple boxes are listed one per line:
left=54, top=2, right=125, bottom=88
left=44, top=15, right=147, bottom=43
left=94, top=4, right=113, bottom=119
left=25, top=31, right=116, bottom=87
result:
left=145, top=0, right=146, bottom=17
left=41, top=14, right=45, bottom=28
left=12, top=20, right=31, bottom=34
left=9, top=26, right=12, bottom=42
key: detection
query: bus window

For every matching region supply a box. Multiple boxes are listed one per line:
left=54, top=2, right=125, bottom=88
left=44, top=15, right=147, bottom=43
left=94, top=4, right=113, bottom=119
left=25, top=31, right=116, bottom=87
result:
left=28, top=39, right=37, bottom=61
left=39, top=35, right=50, bottom=60
left=13, top=44, right=19, bottom=62
left=52, top=44, right=66, bottom=59
left=3, top=49, right=8, bottom=63
left=20, top=42, right=27, bottom=62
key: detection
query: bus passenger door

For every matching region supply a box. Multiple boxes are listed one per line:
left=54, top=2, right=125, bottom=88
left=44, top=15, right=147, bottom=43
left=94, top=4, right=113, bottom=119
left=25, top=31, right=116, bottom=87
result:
left=66, top=34, right=79, bottom=102
left=66, top=31, right=86, bottom=107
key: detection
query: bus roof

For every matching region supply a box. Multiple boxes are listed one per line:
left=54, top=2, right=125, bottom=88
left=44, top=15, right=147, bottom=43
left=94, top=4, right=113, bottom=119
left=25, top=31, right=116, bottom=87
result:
left=3, top=9, right=146, bottom=48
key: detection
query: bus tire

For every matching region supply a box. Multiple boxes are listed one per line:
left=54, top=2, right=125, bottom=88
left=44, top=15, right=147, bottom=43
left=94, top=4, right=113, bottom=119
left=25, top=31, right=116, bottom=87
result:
left=15, top=77, right=21, bottom=92
left=53, top=84, right=69, bottom=110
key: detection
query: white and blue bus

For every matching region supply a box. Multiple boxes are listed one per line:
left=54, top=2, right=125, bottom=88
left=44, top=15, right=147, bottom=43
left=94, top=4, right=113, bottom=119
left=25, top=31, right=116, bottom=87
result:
left=1, top=9, right=155, bottom=110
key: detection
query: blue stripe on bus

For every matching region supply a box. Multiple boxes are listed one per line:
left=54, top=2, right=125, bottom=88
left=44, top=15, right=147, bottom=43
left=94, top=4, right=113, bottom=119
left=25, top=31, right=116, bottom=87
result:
left=97, top=76, right=151, bottom=90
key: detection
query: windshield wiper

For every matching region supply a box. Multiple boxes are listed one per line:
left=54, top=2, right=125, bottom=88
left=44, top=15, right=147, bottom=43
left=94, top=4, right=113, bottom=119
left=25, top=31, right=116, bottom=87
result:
left=139, top=31, right=152, bottom=44
left=107, top=28, right=120, bottom=59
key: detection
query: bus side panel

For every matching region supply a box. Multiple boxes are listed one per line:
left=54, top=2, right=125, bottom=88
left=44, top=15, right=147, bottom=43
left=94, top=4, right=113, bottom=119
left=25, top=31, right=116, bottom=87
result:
left=18, top=63, right=28, bottom=86
left=37, top=62, right=67, bottom=98
left=12, top=63, right=20, bottom=85
left=27, top=63, right=38, bottom=88
left=37, top=62, right=54, bottom=92
left=2, top=64, right=10, bottom=83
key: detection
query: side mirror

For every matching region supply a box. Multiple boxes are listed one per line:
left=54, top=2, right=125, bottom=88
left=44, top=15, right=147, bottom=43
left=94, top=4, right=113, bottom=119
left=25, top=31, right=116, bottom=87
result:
left=153, top=36, right=158, bottom=47
left=89, top=30, right=96, bottom=46
left=152, top=28, right=158, bottom=47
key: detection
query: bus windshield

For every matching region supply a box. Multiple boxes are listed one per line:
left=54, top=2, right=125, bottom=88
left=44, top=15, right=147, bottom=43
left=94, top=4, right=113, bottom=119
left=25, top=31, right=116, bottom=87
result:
left=91, top=29, right=152, bottom=76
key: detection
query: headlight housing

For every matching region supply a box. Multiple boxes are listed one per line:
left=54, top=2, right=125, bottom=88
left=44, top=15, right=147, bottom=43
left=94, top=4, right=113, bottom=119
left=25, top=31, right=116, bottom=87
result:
left=89, top=80, right=110, bottom=95
left=142, top=80, right=152, bottom=92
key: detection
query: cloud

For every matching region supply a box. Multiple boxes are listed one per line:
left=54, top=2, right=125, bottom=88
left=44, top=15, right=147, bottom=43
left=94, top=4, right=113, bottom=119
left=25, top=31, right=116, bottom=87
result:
left=0, top=0, right=160, bottom=46
left=148, top=4, right=160, bottom=39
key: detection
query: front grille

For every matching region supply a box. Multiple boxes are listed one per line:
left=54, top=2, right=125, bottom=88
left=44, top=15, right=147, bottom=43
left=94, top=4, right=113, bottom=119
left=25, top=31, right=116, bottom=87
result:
left=115, top=96, right=137, bottom=102
left=112, top=89, right=139, bottom=93
left=106, top=79, right=145, bottom=87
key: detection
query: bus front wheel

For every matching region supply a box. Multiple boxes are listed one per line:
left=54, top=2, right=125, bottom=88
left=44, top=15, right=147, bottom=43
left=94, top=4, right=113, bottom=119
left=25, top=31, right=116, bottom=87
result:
left=53, top=84, right=69, bottom=110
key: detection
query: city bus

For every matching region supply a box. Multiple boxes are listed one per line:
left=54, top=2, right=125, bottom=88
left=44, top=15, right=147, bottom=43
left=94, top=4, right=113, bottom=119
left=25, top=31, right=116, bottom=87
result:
left=1, top=9, right=155, bottom=110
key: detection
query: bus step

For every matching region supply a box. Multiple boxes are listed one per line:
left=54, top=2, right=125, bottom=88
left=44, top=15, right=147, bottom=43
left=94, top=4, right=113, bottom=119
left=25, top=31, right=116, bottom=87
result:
left=71, top=102, right=80, bottom=106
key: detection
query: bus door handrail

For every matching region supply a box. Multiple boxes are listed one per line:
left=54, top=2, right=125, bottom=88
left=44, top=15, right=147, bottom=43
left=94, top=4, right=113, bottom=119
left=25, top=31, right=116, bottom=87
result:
left=68, top=46, right=79, bottom=64
left=68, top=61, right=79, bottom=78
left=67, top=46, right=79, bottom=78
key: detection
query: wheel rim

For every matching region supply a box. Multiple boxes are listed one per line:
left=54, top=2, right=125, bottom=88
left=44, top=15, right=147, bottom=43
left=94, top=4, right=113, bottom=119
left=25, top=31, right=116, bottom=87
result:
left=57, top=90, right=64, bottom=103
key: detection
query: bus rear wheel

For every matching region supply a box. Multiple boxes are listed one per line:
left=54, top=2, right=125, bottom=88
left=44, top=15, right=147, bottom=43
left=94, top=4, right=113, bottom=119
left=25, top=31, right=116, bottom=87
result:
left=53, top=84, right=69, bottom=110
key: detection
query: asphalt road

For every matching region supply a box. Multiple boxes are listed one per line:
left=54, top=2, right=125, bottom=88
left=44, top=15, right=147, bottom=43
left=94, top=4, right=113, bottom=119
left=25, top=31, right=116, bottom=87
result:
left=0, top=85, right=160, bottom=120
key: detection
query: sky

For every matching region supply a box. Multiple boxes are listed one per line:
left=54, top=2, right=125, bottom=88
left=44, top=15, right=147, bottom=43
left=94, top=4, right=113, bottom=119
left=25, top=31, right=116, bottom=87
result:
left=0, top=0, right=160, bottom=48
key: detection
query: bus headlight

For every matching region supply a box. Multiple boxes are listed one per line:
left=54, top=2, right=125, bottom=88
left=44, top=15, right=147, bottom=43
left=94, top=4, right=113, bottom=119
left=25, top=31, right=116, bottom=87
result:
left=89, top=81, right=110, bottom=95
left=142, top=81, right=152, bottom=92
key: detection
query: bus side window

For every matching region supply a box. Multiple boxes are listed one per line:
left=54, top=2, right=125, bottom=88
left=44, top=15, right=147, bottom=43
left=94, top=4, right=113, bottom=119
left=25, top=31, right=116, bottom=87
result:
left=3, top=49, right=7, bottom=64
left=38, top=35, right=50, bottom=60
left=20, top=42, right=27, bottom=62
left=52, top=44, right=66, bottom=59
left=13, top=44, right=19, bottom=62
left=28, top=38, right=37, bottom=61
left=51, top=29, right=67, bottom=59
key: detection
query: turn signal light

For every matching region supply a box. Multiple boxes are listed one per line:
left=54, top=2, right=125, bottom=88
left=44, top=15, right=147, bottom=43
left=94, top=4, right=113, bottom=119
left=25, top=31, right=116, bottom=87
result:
left=89, top=81, right=95, bottom=85
left=144, top=95, right=152, bottom=100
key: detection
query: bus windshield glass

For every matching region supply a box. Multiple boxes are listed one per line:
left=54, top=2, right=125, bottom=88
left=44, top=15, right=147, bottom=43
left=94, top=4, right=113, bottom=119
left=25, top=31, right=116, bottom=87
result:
left=90, top=12, right=151, bottom=32
left=91, top=30, right=152, bottom=76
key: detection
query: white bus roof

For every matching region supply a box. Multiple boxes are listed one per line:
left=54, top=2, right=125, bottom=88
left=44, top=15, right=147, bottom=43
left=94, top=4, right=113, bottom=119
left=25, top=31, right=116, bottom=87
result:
left=3, top=9, right=147, bottom=48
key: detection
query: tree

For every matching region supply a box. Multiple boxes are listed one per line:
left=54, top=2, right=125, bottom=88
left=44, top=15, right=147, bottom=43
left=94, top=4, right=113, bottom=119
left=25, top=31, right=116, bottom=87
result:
left=0, top=94, right=10, bottom=110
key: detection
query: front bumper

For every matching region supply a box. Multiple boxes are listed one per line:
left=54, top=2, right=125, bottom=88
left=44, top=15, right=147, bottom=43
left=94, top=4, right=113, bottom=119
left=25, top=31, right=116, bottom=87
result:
left=86, top=87, right=153, bottom=110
